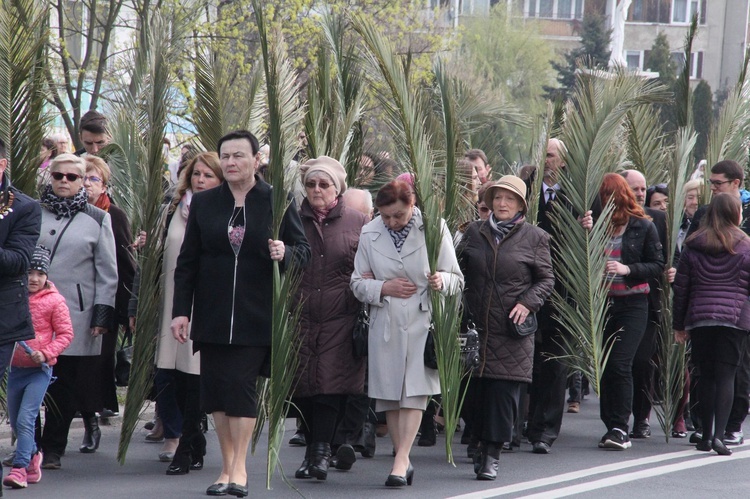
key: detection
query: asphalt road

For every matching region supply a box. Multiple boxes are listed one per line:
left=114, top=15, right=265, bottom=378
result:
left=2, top=396, right=749, bottom=498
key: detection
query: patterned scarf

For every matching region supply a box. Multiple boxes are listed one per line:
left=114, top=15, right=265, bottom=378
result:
left=489, top=212, right=523, bottom=243
left=387, top=207, right=418, bottom=253
left=312, top=197, right=339, bottom=225
left=40, top=184, right=89, bottom=218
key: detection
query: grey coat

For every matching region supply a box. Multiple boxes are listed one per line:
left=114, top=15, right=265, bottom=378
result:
left=38, top=204, right=118, bottom=356
left=351, top=210, right=464, bottom=401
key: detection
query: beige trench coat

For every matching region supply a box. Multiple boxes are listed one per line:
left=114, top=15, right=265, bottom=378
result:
left=351, top=209, right=464, bottom=401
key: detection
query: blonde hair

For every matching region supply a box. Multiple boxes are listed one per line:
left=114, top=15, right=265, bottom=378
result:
left=683, top=178, right=704, bottom=195
left=49, top=153, right=86, bottom=177
left=84, top=156, right=111, bottom=185
left=169, top=152, right=223, bottom=214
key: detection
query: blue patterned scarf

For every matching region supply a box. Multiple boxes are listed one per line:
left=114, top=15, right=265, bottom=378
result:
left=387, top=207, right=419, bottom=253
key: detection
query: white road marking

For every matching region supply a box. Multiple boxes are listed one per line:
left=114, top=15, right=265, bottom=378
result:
left=448, top=443, right=750, bottom=499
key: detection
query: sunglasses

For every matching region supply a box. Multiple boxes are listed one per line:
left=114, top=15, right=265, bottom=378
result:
left=709, top=179, right=733, bottom=186
left=478, top=206, right=490, bottom=213
left=646, top=183, right=668, bottom=194
left=84, top=175, right=102, bottom=183
left=304, top=181, right=332, bottom=190
left=50, top=172, right=82, bottom=182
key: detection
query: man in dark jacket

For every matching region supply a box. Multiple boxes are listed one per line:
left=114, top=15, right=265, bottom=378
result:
left=621, top=170, right=670, bottom=439
left=0, top=138, right=42, bottom=478
left=686, top=160, right=750, bottom=446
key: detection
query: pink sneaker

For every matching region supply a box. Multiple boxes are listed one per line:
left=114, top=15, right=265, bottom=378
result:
left=26, top=451, right=43, bottom=484
left=3, top=467, right=28, bottom=488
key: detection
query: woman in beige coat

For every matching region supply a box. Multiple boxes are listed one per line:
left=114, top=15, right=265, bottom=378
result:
left=351, top=180, right=463, bottom=487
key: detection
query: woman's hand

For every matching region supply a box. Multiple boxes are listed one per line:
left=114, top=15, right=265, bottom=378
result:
left=268, top=239, right=285, bottom=261
left=674, top=329, right=689, bottom=344
left=578, top=210, right=593, bottom=231
left=666, top=267, right=676, bottom=283
left=381, top=278, right=417, bottom=299
left=171, top=316, right=190, bottom=344
left=509, top=303, right=531, bottom=325
left=427, top=272, right=443, bottom=291
left=605, top=261, right=630, bottom=276
left=91, top=327, right=107, bottom=337
left=131, top=230, right=147, bottom=250
left=29, top=350, right=46, bottom=365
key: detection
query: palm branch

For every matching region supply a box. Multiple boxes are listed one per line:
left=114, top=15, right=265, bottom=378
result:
left=652, top=127, right=696, bottom=442
left=351, top=15, right=466, bottom=465
left=674, top=15, right=698, bottom=130
left=251, top=0, right=305, bottom=488
left=525, top=104, right=553, bottom=226
left=624, top=105, right=673, bottom=184
left=0, top=0, right=48, bottom=196
left=552, top=67, right=669, bottom=395
left=107, top=8, right=185, bottom=464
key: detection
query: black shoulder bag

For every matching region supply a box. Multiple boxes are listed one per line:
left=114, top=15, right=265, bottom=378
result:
left=352, top=303, right=370, bottom=359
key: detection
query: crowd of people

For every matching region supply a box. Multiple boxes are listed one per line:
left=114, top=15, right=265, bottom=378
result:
left=2, top=112, right=750, bottom=497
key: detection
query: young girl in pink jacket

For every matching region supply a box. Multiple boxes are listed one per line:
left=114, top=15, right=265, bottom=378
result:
left=3, top=246, right=73, bottom=489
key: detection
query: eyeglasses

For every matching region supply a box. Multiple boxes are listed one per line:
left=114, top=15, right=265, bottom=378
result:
left=304, top=181, right=332, bottom=190
left=50, top=172, right=82, bottom=182
left=478, top=206, right=490, bottom=213
left=709, top=179, right=734, bottom=187
left=84, top=175, right=102, bottom=184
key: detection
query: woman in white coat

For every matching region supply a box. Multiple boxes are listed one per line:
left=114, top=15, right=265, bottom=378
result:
left=351, top=180, right=463, bottom=487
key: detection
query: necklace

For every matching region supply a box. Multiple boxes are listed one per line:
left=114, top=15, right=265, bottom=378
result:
left=228, top=205, right=244, bottom=232
left=0, top=187, right=14, bottom=220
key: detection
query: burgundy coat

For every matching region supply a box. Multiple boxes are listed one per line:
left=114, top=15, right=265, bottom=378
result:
left=293, top=197, right=368, bottom=397
left=673, top=233, right=750, bottom=331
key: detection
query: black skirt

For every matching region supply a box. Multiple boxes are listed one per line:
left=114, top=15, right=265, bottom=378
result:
left=690, top=326, right=749, bottom=368
left=197, top=343, right=271, bottom=418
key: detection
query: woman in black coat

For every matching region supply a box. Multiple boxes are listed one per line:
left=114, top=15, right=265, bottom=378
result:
left=171, top=130, right=310, bottom=497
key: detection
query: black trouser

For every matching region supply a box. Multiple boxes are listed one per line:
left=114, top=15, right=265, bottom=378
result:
left=333, top=394, right=370, bottom=448
left=726, top=342, right=750, bottom=433
left=41, top=355, right=103, bottom=456
left=527, top=328, right=568, bottom=446
left=600, top=294, right=649, bottom=433
left=172, top=371, right=205, bottom=464
left=97, top=324, right=120, bottom=413
left=632, top=317, right=660, bottom=422
left=297, top=394, right=344, bottom=444
left=471, top=378, right=520, bottom=445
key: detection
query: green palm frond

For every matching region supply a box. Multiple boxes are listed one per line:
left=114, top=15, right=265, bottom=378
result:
left=251, top=0, right=305, bottom=488
left=706, top=49, right=750, bottom=170
left=0, top=0, right=48, bottom=196
left=111, top=8, right=186, bottom=464
left=652, top=127, right=696, bottom=441
left=525, top=105, right=553, bottom=226
left=624, top=105, right=673, bottom=184
left=352, top=15, right=465, bottom=465
left=674, top=15, right=698, bottom=129
left=552, top=68, right=669, bottom=394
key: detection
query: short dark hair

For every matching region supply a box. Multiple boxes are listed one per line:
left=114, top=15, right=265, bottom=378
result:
left=464, top=148, right=488, bottom=166
left=80, top=110, right=109, bottom=135
left=217, top=130, right=259, bottom=156
left=711, top=160, right=744, bottom=182
left=375, top=180, right=413, bottom=208
left=0, top=138, right=6, bottom=160
left=645, top=183, right=668, bottom=207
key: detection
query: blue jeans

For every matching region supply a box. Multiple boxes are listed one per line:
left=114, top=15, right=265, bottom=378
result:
left=8, top=366, right=52, bottom=467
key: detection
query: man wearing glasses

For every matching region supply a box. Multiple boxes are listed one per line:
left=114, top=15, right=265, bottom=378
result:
left=687, top=160, right=750, bottom=447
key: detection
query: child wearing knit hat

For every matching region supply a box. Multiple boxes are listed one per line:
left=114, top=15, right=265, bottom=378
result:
left=3, top=246, right=73, bottom=489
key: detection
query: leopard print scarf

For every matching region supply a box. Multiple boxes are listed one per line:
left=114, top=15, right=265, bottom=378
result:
left=40, top=184, right=89, bottom=218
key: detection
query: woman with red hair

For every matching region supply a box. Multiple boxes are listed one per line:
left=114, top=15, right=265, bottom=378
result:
left=597, top=173, right=664, bottom=450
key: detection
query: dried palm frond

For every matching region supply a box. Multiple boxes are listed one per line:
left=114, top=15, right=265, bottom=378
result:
left=652, top=127, right=695, bottom=442
left=352, top=15, right=465, bottom=465
left=251, top=0, right=305, bottom=488
left=552, top=67, right=669, bottom=395
left=109, top=8, right=186, bottom=464
left=0, top=0, right=48, bottom=196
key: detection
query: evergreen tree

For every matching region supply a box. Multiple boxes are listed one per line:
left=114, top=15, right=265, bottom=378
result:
left=692, top=80, right=713, bottom=162
left=545, top=13, right=612, bottom=100
left=646, top=32, right=678, bottom=134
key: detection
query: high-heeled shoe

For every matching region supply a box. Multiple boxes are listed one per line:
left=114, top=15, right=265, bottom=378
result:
left=712, top=438, right=732, bottom=456
left=385, top=463, right=413, bottom=487
left=166, top=460, right=190, bottom=475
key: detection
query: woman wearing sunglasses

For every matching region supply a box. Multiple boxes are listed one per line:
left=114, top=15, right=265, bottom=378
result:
left=37, top=154, right=118, bottom=470
left=290, top=157, right=369, bottom=481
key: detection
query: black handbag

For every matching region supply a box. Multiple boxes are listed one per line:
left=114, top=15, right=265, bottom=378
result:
left=460, top=321, right=480, bottom=372
left=423, top=323, right=438, bottom=370
left=510, top=312, right=538, bottom=338
left=352, top=303, right=370, bottom=359
left=115, top=329, right=134, bottom=387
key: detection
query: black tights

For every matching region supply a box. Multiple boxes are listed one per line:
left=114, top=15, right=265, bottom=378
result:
left=697, top=361, right=737, bottom=442
left=297, top=395, right=342, bottom=444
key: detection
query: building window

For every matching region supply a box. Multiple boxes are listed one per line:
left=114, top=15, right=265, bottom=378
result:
left=524, top=0, right=584, bottom=19
left=626, top=50, right=643, bottom=70
left=671, top=51, right=703, bottom=79
left=460, top=0, right=491, bottom=16
left=671, top=0, right=700, bottom=24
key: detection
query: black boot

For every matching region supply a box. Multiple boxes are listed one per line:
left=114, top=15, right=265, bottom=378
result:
left=361, top=422, right=376, bottom=458
left=80, top=415, right=101, bottom=453
left=295, top=444, right=312, bottom=479
left=476, top=442, right=499, bottom=481
left=190, top=432, right=206, bottom=471
left=308, top=442, right=332, bottom=480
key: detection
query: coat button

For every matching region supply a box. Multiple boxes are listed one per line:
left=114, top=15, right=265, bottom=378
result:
left=402, top=302, right=407, bottom=307
left=50, top=229, right=56, bottom=235
left=403, top=326, right=407, bottom=331
left=320, top=254, right=324, bottom=257
left=398, top=264, right=403, bottom=269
